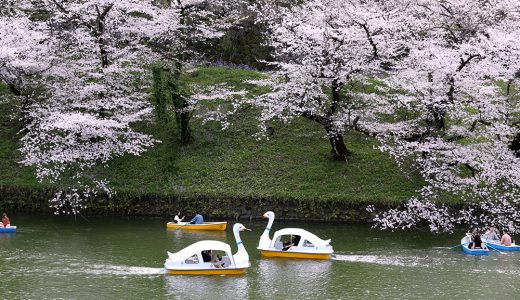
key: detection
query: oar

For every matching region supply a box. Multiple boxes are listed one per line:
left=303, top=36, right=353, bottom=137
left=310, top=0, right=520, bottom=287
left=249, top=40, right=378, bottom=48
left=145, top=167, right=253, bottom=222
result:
left=450, top=242, right=469, bottom=249
left=175, top=222, right=191, bottom=231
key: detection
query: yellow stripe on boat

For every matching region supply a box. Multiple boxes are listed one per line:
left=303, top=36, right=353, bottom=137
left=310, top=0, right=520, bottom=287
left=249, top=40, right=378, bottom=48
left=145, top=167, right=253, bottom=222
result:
left=260, top=250, right=330, bottom=260
left=166, top=222, right=227, bottom=231
left=166, top=268, right=246, bottom=275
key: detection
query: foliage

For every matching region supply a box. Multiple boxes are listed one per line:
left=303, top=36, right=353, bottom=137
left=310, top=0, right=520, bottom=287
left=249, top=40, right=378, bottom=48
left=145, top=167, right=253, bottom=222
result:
left=150, top=0, right=249, bottom=144
left=211, top=15, right=273, bottom=70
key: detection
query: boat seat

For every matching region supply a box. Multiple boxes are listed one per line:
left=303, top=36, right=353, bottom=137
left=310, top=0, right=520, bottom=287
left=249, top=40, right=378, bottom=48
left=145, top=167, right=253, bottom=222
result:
left=221, top=257, right=231, bottom=268
left=274, top=241, right=283, bottom=250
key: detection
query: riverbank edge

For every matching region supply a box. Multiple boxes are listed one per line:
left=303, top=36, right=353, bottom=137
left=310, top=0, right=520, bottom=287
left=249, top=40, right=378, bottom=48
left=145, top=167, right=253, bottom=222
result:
left=0, top=185, right=413, bottom=222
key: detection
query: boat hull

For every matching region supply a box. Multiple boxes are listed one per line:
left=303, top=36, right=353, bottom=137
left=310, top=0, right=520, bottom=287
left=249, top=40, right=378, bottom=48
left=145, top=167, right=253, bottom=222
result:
left=0, top=226, right=16, bottom=233
left=260, top=249, right=331, bottom=260
left=485, top=242, right=520, bottom=251
left=462, top=246, right=489, bottom=255
left=166, top=222, right=227, bottom=231
left=165, top=268, right=246, bottom=275
left=461, top=236, right=489, bottom=255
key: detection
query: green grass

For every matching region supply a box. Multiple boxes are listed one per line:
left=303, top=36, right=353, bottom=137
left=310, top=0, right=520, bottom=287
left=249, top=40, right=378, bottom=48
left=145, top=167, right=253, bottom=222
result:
left=0, top=66, right=424, bottom=206
left=0, top=88, right=39, bottom=187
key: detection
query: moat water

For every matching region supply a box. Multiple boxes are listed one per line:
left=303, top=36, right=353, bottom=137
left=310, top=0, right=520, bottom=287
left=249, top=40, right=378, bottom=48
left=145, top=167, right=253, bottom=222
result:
left=1, top=215, right=519, bottom=299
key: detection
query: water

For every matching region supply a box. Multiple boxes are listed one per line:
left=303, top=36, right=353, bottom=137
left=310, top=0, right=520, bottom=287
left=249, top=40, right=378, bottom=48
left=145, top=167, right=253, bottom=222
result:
left=1, top=216, right=519, bottom=299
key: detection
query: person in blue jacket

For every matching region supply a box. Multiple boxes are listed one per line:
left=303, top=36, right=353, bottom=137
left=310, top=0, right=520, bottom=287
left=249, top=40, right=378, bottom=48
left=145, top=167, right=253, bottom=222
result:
left=190, top=211, right=204, bottom=224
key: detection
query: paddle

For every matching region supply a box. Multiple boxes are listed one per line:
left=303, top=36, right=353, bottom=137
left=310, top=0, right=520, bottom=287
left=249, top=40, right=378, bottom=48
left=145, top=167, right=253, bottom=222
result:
left=175, top=222, right=191, bottom=231
left=450, top=242, right=469, bottom=249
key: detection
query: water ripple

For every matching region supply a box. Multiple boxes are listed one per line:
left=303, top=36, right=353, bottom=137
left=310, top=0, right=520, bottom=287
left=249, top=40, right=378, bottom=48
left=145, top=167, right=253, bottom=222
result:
left=331, top=254, right=421, bottom=267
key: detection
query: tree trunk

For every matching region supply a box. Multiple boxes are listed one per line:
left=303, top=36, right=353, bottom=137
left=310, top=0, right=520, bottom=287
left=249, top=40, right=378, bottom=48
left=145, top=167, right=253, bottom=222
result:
left=326, top=127, right=350, bottom=161
left=301, top=111, right=350, bottom=161
left=165, top=66, right=192, bottom=145
left=95, top=4, right=113, bottom=68
left=152, top=65, right=167, bottom=124
left=179, top=111, right=191, bottom=144
left=510, top=132, right=520, bottom=157
left=169, top=7, right=192, bottom=144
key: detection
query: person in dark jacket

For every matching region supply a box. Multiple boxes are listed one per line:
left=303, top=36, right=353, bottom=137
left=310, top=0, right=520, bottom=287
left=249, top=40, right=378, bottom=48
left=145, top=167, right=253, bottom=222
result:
left=468, top=234, right=486, bottom=249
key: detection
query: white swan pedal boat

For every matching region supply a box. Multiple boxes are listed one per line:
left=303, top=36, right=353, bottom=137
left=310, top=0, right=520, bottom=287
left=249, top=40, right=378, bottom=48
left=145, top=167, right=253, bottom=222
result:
left=461, top=235, right=489, bottom=255
left=0, top=226, right=16, bottom=233
left=483, top=238, right=520, bottom=251
left=164, top=223, right=251, bottom=275
left=258, top=211, right=333, bottom=260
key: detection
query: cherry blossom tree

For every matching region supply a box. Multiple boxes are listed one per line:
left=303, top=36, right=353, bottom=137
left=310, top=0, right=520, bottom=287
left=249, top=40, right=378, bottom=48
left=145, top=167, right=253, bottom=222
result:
left=370, top=0, right=520, bottom=233
left=248, top=0, right=405, bottom=160
left=0, top=2, right=54, bottom=126
left=1, top=1, right=179, bottom=213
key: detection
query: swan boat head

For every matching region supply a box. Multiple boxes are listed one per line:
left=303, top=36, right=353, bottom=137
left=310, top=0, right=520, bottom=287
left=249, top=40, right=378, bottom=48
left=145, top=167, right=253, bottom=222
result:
left=232, top=223, right=251, bottom=269
left=258, top=211, right=275, bottom=249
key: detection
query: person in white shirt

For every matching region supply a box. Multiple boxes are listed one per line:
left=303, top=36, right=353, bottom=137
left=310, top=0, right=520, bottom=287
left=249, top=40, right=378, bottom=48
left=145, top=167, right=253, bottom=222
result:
left=484, top=226, right=500, bottom=241
left=173, top=211, right=184, bottom=224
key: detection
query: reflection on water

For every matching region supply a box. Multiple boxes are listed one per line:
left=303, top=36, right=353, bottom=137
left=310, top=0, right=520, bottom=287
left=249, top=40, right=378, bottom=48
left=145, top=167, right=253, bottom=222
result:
left=166, top=228, right=227, bottom=240
left=164, top=274, right=250, bottom=300
left=257, top=259, right=331, bottom=299
left=0, top=232, right=16, bottom=242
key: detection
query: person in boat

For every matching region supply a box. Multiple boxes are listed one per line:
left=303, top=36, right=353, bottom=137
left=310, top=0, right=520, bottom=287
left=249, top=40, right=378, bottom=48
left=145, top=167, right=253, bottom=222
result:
left=282, top=235, right=301, bottom=251
left=173, top=211, right=184, bottom=224
left=501, top=229, right=512, bottom=246
left=282, top=241, right=293, bottom=251
left=282, top=237, right=293, bottom=251
left=1, top=213, right=10, bottom=228
left=189, top=211, right=204, bottom=224
left=468, top=234, right=486, bottom=249
left=201, top=250, right=212, bottom=263
left=210, top=251, right=224, bottom=268
left=470, top=228, right=478, bottom=240
left=292, top=235, right=301, bottom=247
left=484, top=226, right=500, bottom=241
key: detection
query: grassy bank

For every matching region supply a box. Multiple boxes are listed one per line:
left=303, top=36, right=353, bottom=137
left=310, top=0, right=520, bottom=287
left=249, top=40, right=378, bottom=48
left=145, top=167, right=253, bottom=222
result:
left=0, top=67, right=424, bottom=217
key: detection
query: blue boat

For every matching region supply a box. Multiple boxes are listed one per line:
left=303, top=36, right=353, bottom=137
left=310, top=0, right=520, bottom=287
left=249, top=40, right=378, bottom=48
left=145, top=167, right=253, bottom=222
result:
left=0, top=226, right=17, bottom=233
left=461, top=235, right=489, bottom=255
left=483, top=238, right=520, bottom=251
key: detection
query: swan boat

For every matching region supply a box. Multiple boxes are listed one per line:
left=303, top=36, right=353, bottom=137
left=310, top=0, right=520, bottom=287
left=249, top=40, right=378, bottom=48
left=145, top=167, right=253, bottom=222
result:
left=257, top=211, right=333, bottom=260
left=164, top=223, right=251, bottom=275
left=461, top=235, right=489, bottom=255
left=0, top=226, right=16, bottom=233
left=166, top=221, right=227, bottom=231
left=482, top=237, right=520, bottom=251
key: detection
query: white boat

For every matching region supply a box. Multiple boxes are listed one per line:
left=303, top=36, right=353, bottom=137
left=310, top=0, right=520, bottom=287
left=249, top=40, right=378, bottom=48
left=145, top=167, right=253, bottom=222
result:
left=164, top=223, right=251, bottom=275
left=257, top=211, right=333, bottom=259
left=461, top=235, right=489, bottom=255
left=0, top=226, right=16, bottom=233
left=482, top=237, right=520, bottom=251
